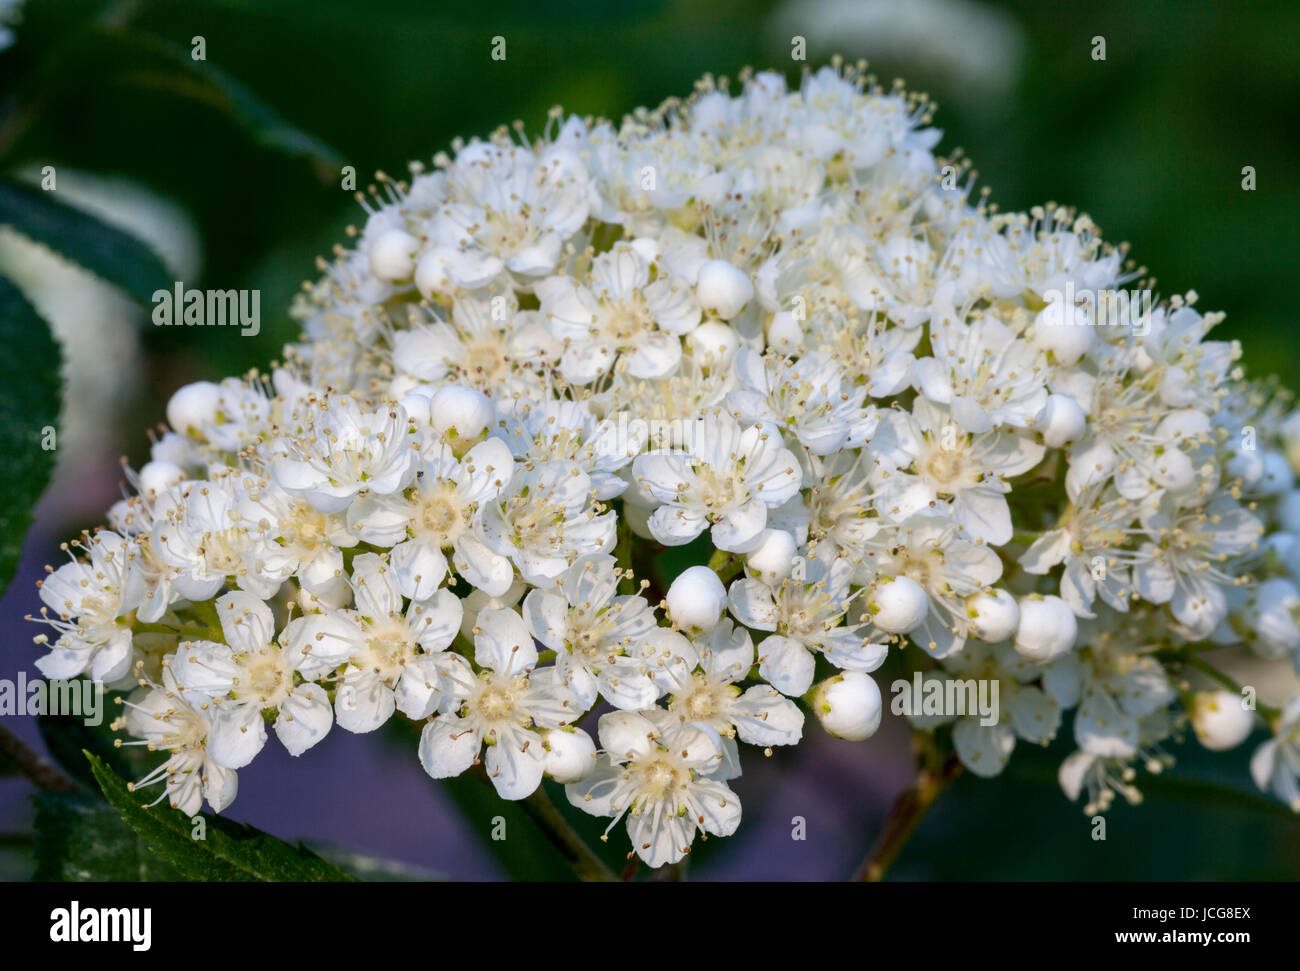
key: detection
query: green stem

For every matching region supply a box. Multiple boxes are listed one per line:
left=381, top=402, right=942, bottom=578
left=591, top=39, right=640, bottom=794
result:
left=1182, top=654, right=1281, bottom=720
left=519, top=785, right=617, bottom=883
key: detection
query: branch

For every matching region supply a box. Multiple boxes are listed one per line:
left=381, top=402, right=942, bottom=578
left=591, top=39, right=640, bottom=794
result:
left=0, top=722, right=78, bottom=792
left=854, top=746, right=960, bottom=882
left=518, top=784, right=618, bottom=883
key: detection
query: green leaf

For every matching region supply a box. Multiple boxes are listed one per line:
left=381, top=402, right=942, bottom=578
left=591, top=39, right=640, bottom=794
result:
left=87, top=752, right=356, bottom=882
left=37, top=702, right=134, bottom=791
left=0, top=181, right=172, bottom=305
left=33, top=790, right=182, bottom=881
left=0, top=275, right=61, bottom=598
left=307, top=844, right=447, bottom=882
left=95, top=28, right=344, bottom=177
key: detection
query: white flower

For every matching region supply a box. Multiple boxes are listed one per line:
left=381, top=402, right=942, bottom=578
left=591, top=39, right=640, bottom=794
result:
left=419, top=607, right=582, bottom=799
left=426, top=141, right=591, bottom=289
left=907, top=640, right=1061, bottom=777
left=633, top=412, right=801, bottom=552
left=522, top=553, right=661, bottom=710
left=1251, top=695, right=1300, bottom=812
left=538, top=240, right=700, bottom=383
left=272, top=396, right=417, bottom=514
left=478, top=459, right=615, bottom=588
left=493, top=397, right=641, bottom=500
left=119, top=667, right=238, bottom=815
left=728, top=555, right=886, bottom=695
left=1131, top=494, right=1262, bottom=639
left=294, top=554, right=465, bottom=732
left=347, top=437, right=515, bottom=600
left=150, top=476, right=285, bottom=601
left=33, top=531, right=143, bottom=684
left=872, top=398, right=1044, bottom=545
left=566, top=707, right=741, bottom=868
left=913, top=308, right=1049, bottom=433
left=651, top=622, right=805, bottom=751
left=865, top=514, right=1004, bottom=658
left=726, top=348, right=875, bottom=455
left=171, top=591, right=333, bottom=768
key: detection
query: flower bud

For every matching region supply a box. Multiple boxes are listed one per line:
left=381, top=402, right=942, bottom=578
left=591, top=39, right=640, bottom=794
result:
left=745, top=529, right=797, bottom=584
left=868, top=576, right=928, bottom=634
left=666, top=565, right=727, bottom=633
left=1033, top=300, right=1094, bottom=366
left=166, top=381, right=221, bottom=438
left=369, top=229, right=419, bottom=282
left=414, top=248, right=451, bottom=299
left=766, top=311, right=804, bottom=353
left=696, top=259, right=754, bottom=320
left=428, top=385, right=494, bottom=445
left=543, top=728, right=597, bottom=783
left=1036, top=393, right=1087, bottom=448
left=138, top=461, right=184, bottom=499
left=685, top=321, right=741, bottom=367
left=811, top=672, right=882, bottom=741
left=967, top=588, right=1020, bottom=643
left=1013, top=594, right=1077, bottom=662
left=1190, top=690, right=1254, bottom=751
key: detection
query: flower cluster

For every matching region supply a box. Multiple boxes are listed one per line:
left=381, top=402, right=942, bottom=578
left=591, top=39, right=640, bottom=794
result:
left=31, top=65, right=1300, bottom=868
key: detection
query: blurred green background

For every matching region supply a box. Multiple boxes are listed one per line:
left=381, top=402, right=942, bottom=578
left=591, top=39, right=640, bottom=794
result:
left=1, top=0, right=1297, bottom=879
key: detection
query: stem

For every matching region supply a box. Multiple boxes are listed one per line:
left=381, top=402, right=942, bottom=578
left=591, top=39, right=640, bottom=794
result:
left=1181, top=654, right=1281, bottom=720
left=854, top=743, right=960, bottom=882
left=519, top=784, right=618, bottom=883
left=0, top=723, right=79, bottom=792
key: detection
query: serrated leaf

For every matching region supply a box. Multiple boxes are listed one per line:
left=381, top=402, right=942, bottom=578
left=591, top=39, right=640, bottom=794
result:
left=0, top=181, right=172, bottom=305
left=87, top=752, right=355, bottom=882
left=0, top=275, right=61, bottom=597
left=33, top=791, right=182, bottom=882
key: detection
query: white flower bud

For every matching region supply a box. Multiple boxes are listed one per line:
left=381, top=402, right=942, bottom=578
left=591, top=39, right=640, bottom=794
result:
left=868, top=576, right=928, bottom=634
left=543, top=728, right=597, bottom=783
left=1036, top=393, right=1087, bottom=448
left=1190, top=690, right=1254, bottom=751
left=166, top=381, right=221, bottom=438
left=766, top=311, right=804, bottom=353
left=967, top=588, right=1020, bottom=643
left=666, top=565, right=727, bottom=633
left=685, top=321, right=741, bottom=367
left=745, top=529, right=797, bottom=584
left=696, top=259, right=754, bottom=320
left=1033, top=300, right=1094, bottom=366
left=428, top=385, right=494, bottom=443
left=812, top=672, right=882, bottom=741
left=414, top=248, right=451, bottom=299
left=137, top=461, right=184, bottom=499
left=1013, top=595, right=1077, bottom=662
left=369, top=229, right=419, bottom=282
